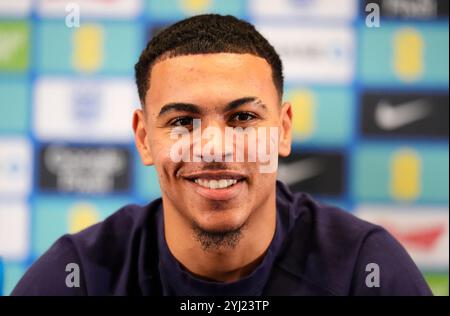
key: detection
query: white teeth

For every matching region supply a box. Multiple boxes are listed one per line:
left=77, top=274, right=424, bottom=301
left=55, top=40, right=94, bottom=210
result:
left=218, top=179, right=227, bottom=188
left=210, top=180, right=219, bottom=189
left=194, top=178, right=238, bottom=189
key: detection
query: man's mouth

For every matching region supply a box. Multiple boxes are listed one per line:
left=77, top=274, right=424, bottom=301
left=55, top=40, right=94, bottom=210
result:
left=194, top=178, right=238, bottom=189
left=182, top=172, right=247, bottom=200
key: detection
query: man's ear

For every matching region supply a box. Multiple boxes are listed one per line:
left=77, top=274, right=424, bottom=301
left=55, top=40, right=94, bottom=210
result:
left=279, top=101, right=292, bottom=157
left=132, top=109, right=154, bottom=166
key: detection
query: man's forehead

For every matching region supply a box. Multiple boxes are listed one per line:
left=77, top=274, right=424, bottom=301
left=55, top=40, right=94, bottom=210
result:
left=154, top=52, right=270, bottom=68
left=150, top=53, right=272, bottom=81
left=145, top=53, right=275, bottom=110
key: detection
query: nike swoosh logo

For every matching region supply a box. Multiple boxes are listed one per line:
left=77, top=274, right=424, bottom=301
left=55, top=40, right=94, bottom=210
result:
left=277, top=158, right=323, bottom=186
left=375, top=99, right=431, bottom=130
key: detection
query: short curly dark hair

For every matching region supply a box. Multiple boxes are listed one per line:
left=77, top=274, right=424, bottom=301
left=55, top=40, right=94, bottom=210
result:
left=134, top=14, right=284, bottom=105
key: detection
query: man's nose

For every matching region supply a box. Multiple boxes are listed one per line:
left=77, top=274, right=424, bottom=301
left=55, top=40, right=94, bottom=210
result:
left=192, top=119, right=234, bottom=162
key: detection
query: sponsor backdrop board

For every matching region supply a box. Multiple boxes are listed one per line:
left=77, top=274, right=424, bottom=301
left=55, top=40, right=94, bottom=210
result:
left=0, top=0, right=448, bottom=295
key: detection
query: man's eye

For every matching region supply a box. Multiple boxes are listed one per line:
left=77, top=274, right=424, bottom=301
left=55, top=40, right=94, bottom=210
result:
left=230, top=112, right=257, bottom=122
left=170, top=117, right=193, bottom=126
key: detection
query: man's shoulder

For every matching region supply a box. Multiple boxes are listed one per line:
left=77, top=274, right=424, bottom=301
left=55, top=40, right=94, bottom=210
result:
left=11, top=199, right=162, bottom=295
left=68, top=200, right=161, bottom=252
left=283, top=188, right=386, bottom=267
left=274, top=183, right=431, bottom=295
left=276, top=180, right=382, bottom=242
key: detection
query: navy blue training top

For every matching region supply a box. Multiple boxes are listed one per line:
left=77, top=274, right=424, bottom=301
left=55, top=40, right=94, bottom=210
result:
left=156, top=196, right=287, bottom=296
left=12, top=181, right=432, bottom=296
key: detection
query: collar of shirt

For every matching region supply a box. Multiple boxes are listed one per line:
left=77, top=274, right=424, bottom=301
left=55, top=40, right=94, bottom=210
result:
left=156, top=200, right=287, bottom=296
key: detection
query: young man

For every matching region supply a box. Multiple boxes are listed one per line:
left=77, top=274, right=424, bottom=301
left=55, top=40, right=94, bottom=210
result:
left=13, top=14, right=432, bottom=296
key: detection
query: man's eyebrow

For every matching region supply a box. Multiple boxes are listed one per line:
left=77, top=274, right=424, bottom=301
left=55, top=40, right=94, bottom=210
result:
left=158, top=97, right=267, bottom=118
left=223, top=97, right=267, bottom=112
left=158, top=103, right=202, bottom=117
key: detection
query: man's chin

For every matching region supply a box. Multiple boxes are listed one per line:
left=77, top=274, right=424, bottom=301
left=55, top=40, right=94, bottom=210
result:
left=193, top=223, right=242, bottom=235
left=191, top=219, right=247, bottom=251
left=191, top=206, right=249, bottom=233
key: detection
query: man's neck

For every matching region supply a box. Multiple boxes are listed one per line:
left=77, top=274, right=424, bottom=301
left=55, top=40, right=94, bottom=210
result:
left=163, top=192, right=277, bottom=283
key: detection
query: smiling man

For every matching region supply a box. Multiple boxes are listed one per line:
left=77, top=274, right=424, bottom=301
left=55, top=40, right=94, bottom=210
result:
left=12, top=14, right=432, bottom=296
